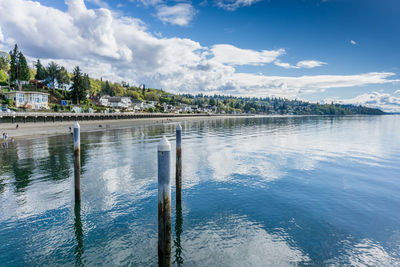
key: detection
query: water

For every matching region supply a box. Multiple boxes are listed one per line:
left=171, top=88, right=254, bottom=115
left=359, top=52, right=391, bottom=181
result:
left=1, top=115, right=400, bottom=266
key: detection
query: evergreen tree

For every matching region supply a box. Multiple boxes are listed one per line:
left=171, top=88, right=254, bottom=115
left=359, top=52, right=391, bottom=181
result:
left=18, top=52, right=30, bottom=81
left=46, top=61, right=59, bottom=94
left=70, top=66, right=86, bottom=104
left=103, top=80, right=112, bottom=96
left=9, top=44, right=19, bottom=82
left=83, top=74, right=90, bottom=94
left=35, top=59, right=47, bottom=80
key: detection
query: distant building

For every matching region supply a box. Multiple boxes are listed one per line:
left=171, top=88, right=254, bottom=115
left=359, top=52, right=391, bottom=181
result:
left=99, top=96, right=132, bottom=109
left=3, top=91, right=49, bottom=109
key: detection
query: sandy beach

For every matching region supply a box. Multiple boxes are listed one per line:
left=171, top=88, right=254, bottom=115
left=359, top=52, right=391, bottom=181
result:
left=0, top=115, right=251, bottom=140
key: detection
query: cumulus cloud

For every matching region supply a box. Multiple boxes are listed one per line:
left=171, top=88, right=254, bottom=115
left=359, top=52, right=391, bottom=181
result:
left=329, top=91, right=400, bottom=113
left=0, top=0, right=398, bottom=101
left=274, top=60, right=326, bottom=69
left=211, top=45, right=285, bottom=66
left=216, top=0, right=262, bottom=11
left=350, top=40, right=357, bottom=45
left=155, top=3, right=197, bottom=26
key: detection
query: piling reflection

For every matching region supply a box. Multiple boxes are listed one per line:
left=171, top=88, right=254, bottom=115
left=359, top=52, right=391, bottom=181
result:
left=174, top=203, right=183, bottom=267
left=74, top=201, right=84, bottom=267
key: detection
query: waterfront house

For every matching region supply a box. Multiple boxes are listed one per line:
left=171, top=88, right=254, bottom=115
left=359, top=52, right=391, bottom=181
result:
left=101, top=96, right=132, bottom=109
left=132, top=100, right=144, bottom=111
left=98, top=96, right=109, bottom=106
left=3, top=91, right=49, bottom=109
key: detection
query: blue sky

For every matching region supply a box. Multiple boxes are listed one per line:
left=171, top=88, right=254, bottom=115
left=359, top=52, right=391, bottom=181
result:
left=0, top=0, right=399, bottom=111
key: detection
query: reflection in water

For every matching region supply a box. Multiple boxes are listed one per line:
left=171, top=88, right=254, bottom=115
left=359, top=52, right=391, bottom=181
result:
left=1, top=116, right=400, bottom=266
left=74, top=201, right=84, bottom=267
left=181, top=214, right=311, bottom=266
left=174, top=203, right=183, bottom=267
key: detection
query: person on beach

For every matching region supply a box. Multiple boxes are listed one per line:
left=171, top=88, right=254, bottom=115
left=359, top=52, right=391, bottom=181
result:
left=69, top=126, right=72, bottom=133
left=16, top=124, right=19, bottom=129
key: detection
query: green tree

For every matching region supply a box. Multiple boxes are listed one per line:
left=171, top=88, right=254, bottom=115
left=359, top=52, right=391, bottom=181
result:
left=34, top=59, right=47, bottom=80
left=70, top=66, right=86, bottom=104
left=9, top=44, right=19, bottom=82
left=0, top=54, right=9, bottom=86
left=83, top=74, right=90, bottom=94
left=89, top=78, right=102, bottom=95
left=0, top=56, right=8, bottom=72
left=111, top=83, right=125, bottom=96
left=56, top=66, right=70, bottom=94
left=0, top=70, right=8, bottom=84
left=144, top=91, right=159, bottom=101
left=102, top=80, right=112, bottom=96
left=46, top=61, right=59, bottom=94
left=18, top=52, right=30, bottom=82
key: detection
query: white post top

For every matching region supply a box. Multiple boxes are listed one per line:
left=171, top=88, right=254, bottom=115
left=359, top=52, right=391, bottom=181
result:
left=158, top=136, right=171, bottom=152
left=176, top=123, right=182, bottom=131
left=74, top=121, right=80, bottom=129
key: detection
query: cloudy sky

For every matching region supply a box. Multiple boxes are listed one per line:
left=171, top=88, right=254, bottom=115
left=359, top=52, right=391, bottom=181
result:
left=0, top=0, right=399, bottom=111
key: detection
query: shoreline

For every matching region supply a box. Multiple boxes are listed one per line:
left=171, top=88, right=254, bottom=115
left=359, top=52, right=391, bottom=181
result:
left=0, top=115, right=255, bottom=141
left=1, top=114, right=387, bottom=141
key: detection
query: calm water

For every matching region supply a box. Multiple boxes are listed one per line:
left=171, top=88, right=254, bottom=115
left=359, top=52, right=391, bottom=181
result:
left=1, top=116, right=400, bottom=266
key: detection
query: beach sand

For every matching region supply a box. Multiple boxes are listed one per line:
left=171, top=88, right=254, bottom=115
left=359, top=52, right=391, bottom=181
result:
left=0, top=115, right=249, bottom=140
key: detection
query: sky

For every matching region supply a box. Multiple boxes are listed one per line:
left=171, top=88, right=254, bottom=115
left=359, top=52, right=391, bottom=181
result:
left=0, top=0, right=399, bottom=111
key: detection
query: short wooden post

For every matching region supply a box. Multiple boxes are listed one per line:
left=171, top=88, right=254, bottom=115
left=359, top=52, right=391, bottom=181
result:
left=74, top=122, right=81, bottom=202
left=176, top=124, right=182, bottom=204
left=158, top=136, right=171, bottom=267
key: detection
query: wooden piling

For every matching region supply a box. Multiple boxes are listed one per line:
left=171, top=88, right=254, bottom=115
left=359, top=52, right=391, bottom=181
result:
left=158, top=136, right=171, bottom=267
left=74, top=122, right=81, bottom=202
left=176, top=124, right=182, bottom=204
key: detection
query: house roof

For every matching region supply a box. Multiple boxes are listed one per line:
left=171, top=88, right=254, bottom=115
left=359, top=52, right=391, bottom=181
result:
left=3, top=91, right=50, bottom=95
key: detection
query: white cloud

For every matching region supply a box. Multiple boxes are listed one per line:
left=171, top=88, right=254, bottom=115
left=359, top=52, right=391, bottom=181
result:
left=0, top=26, right=3, bottom=43
left=350, top=40, right=357, bottom=45
left=394, top=90, right=400, bottom=94
left=0, top=0, right=398, bottom=100
left=130, top=0, right=163, bottom=7
left=211, top=44, right=285, bottom=66
left=216, top=0, right=262, bottom=11
left=155, top=3, right=197, bottom=26
left=297, top=60, right=326, bottom=68
left=329, top=91, right=400, bottom=113
left=86, top=0, right=109, bottom=8
left=274, top=60, right=326, bottom=69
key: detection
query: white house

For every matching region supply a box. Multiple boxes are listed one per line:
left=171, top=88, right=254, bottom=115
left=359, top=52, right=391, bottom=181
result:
left=3, top=91, right=49, bottom=109
left=103, top=96, right=132, bottom=109
left=98, top=96, right=109, bottom=106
